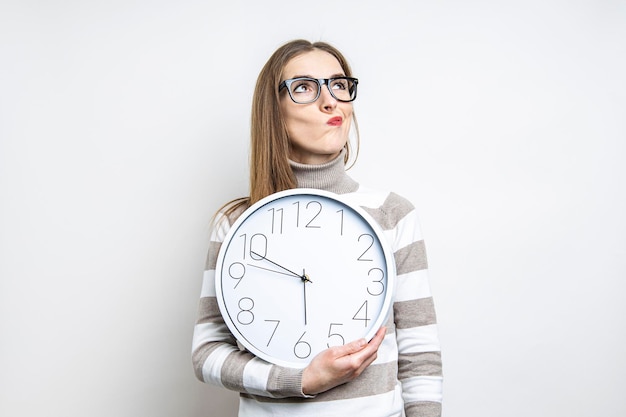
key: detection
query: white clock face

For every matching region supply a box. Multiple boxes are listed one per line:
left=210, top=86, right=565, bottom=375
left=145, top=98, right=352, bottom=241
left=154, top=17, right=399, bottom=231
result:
left=215, top=188, right=395, bottom=368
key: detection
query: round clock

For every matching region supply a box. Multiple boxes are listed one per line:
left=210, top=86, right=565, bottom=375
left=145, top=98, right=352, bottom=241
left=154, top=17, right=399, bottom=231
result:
left=214, top=188, right=396, bottom=368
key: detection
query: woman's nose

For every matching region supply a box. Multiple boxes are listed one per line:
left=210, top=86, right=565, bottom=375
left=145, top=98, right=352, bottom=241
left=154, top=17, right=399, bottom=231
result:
left=318, top=85, right=338, bottom=111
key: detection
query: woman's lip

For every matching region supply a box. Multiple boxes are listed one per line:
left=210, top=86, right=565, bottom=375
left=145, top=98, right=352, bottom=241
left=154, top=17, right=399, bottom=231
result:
left=327, top=116, right=343, bottom=126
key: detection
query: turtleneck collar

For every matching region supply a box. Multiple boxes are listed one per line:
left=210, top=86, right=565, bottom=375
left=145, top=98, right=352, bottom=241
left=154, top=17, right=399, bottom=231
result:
left=289, top=149, right=359, bottom=195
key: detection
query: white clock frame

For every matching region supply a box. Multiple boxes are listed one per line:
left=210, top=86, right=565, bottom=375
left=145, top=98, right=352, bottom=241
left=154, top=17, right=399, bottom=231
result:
left=214, top=188, right=396, bottom=368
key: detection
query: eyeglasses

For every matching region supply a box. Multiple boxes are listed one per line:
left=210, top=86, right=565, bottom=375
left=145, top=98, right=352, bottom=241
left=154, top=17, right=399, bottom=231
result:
left=278, top=77, right=358, bottom=104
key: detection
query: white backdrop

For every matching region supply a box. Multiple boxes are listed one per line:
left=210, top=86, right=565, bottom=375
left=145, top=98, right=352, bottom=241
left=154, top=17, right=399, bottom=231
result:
left=1, top=1, right=625, bottom=416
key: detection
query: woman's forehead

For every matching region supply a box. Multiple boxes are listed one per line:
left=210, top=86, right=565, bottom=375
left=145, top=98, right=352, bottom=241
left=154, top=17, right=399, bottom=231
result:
left=282, top=49, right=345, bottom=79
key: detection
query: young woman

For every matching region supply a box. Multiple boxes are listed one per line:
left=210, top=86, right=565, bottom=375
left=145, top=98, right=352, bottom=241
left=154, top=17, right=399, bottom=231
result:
left=192, top=39, right=443, bottom=417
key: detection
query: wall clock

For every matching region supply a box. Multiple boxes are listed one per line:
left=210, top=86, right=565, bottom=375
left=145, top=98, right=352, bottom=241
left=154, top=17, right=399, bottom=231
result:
left=215, top=188, right=396, bottom=368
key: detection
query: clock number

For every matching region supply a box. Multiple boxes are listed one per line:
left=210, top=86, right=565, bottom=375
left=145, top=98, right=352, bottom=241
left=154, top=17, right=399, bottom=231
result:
left=228, top=262, right=246, bottom=288
left=265, top=319, right=280, bottom=346
left=357, top=234, right=374, bottom=261
left=327, top=323, right=345, bottom=348
left=305, top=201, right=322, bottom=228
left=336, top=209, right=344, bottom=235
left=294, top=332, right=312, bottom=359
left=236, top=297, right=255, bottom=325
left=268, top=208, right=284, bottom=234
left=293, top=201, right=301, bottom=227
left=249, top=233, right=268, bottom=260
left=238, top=234, right=247, bottom=259
left=367, top=268, right=385, bottom=296
left=294, top=200, right=322, bottom=228
left=352, top=301, right=370, bottom=327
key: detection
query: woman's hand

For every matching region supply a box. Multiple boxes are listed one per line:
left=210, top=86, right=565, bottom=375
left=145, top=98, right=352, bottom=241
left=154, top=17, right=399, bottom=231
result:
left=301, top=326, right=386, bottom=395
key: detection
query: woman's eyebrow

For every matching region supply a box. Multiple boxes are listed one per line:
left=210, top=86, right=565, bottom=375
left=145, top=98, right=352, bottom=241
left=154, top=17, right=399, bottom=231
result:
left=289, top=73, right=347, bottom=79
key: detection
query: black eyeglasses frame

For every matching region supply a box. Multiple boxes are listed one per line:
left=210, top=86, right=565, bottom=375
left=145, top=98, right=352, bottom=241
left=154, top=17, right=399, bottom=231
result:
left=278, top=77, right=359, bottom=104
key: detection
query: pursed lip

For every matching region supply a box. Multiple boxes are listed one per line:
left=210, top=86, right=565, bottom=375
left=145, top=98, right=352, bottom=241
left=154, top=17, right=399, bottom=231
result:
left=327, top=116, right=343, bottom=126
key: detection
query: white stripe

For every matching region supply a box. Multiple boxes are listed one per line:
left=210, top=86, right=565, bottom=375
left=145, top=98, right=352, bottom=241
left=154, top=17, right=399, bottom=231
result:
left=373, top=332, right=399, bottom=365
left=238, top=384, right=404, bottom=417
left=394, top=269, right=432, bottom=301
left=393, top=210, right=423, bottom=249
left=343, top=187, right=388, bottom=208
left=379, top=208, right=422, bottom=253
left=403, top=208, right=423, bottom=235
left=242, top=357, right=273, bottom=397
left=383, top=228, right=396, bottom=245
left=201, top=344, right=237, bottom=386
left=396, top=324, right=441, bottom=353
left=401, top=375, right=443, bottom=403
left=200, top=269, right=216, bottom=297
left=191, top=322, right=232, bottom=352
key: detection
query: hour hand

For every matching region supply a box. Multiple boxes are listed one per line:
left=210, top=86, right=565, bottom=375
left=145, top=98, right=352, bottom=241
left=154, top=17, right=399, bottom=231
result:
left=249, top=251, right=312, bottom=283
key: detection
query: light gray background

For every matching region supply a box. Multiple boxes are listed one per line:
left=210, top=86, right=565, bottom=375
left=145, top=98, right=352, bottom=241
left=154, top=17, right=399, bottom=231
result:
left=1, top=1, right=624, bottom=416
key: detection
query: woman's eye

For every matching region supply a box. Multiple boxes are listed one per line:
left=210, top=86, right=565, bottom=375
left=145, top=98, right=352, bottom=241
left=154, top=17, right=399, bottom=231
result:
left=292, top=81, right=315, bottom=93
left=331, top=79, right=348, bottom=90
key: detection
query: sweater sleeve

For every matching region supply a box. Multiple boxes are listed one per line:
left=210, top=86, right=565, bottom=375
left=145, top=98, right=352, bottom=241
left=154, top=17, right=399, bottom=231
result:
left=190, top=212, right=307, bottom=399
left=390, top=197, right=443, bottom=417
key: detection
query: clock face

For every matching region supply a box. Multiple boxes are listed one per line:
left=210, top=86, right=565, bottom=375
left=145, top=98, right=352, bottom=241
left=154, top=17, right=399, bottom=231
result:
left=215, top=188, right=395, bottom=368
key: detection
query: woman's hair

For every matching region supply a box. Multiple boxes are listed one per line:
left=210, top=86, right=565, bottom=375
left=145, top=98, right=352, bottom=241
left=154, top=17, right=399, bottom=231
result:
left=219, top=39, right=359, bottom=219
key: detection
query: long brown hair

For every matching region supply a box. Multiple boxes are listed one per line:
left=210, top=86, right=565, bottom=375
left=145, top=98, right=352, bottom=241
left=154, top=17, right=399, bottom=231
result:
left=219, top=39, right=359, bottom=220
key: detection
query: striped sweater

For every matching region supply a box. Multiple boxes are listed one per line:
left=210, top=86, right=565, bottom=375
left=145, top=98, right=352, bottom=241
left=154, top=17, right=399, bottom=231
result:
left=192, top=153, right=443, bottom=416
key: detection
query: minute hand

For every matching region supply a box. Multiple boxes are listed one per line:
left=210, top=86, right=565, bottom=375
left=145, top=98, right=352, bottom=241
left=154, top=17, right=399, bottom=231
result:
left=250, top=251, right=312, bottom=283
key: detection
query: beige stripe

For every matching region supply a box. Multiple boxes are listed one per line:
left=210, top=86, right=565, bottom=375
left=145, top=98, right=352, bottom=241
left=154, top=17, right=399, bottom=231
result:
left=362, top=192, right=414, bottom=231
left=191, top=342, right=222, bottom=381
left=266, top=366, right=304, bottom=397
left=205, top=241, right=222, bottom=270
left=242, top=361, right=398, bottom=404
left=314, top=362, right=397, bottom=402
left=394, top=297, right=437, bottom=328
left=395, top=240, right=428, bottom=274
left=405, top=401, right=442, bottom=417
left=196, top=296, right=223, bottom=325
left=398, top=351, right=442, bottom=378
left=220, top=350, right=251, bottom=391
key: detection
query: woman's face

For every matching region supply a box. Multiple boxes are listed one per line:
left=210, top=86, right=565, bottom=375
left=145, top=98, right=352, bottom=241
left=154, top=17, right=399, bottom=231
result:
left=279, top=49, right=353, bottom=165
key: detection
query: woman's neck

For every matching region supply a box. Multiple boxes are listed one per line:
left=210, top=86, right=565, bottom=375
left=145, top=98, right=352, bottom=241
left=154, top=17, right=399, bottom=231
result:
left=289, top=149, right=358, bottom=194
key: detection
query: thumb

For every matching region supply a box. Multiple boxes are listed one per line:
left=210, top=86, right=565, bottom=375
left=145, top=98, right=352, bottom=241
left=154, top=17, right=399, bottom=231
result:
left=335, top=338, right=368, bottom=356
